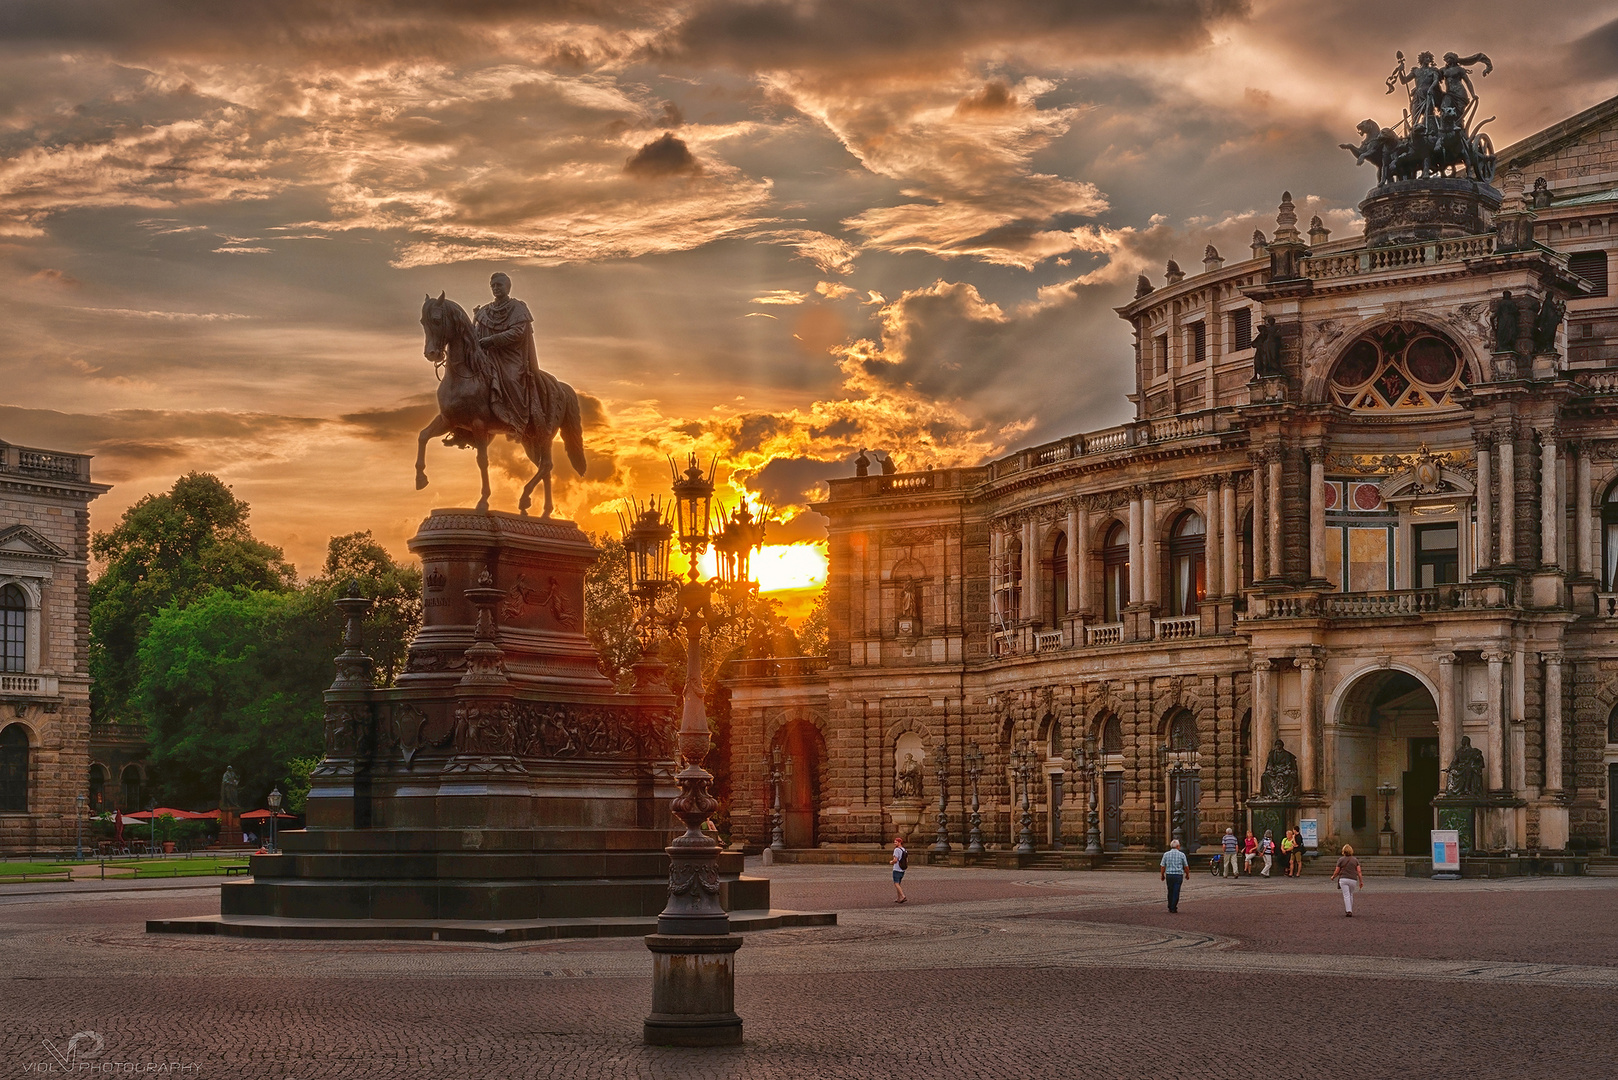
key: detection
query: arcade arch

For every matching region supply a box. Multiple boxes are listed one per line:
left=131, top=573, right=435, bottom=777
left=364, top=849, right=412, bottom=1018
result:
left=1333, top=668, right=1440, bottom=856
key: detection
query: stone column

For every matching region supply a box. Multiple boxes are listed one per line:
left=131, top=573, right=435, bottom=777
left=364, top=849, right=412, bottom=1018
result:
left=1142, top=487, right=1159, bottom=605
left=1484, top=649, right=1506, bottom=791
left=1128, top=492, right=1144, bottom=603
left=1067, top=506, right=1083, bottom=613
left=1307, top=446, right=1328, bottom=582
left=1221, top=477, right=1238, bottom=595
left=1475, top=439, right=1492, bottom=570
left=1204, top=482, right=1222, bottom=597
left=1539, top=431, right=1559, bottom=568
left=1575, top=444, right=1593, bottom=577
left=1024, top=519, right=1041, bottom=622
left=990, top=529, right=1003, bottom=626
left=1251, top=660, right=1274, bottom=796
left=1298, top=656, right=1321, bottom=794
left=1267, top=452, right=1284, bottom=579
left=1436, top=652, right=1458, bottom=772
left=1250, top=453, right=1268, bottom=582
left=1542, top=651, right=1564, bottom=793
left=1498, top=432, right=1516, bottom=566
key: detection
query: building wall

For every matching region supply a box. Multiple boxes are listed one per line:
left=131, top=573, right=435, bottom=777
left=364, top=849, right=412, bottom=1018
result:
left=0, top=442, right=108, bottom=853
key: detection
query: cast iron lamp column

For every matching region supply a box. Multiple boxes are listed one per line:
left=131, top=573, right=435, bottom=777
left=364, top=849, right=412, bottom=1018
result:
left=931, top=744, right=951, bottom=854
left=267, top=787, right=282, bottom=854
left=644, top=453, right=743, bottom=1047
left=964, top=744, right=984, bottom=854
left=1014, top=742, right=1036, bottom=855
left=768, top=748, right=785, bottom=852
left=1082, top=736, right=1102, bottom=856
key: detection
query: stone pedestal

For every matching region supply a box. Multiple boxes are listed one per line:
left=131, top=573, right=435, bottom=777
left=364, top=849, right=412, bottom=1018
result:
left=1359, top=177, right=1500, bottom=247
left=1247, top=799, right=1296, bottom=848
left=888, top=799, right=925, bottom=843
left=1378, top=829, right=1396, bottom=856
left=643, top=934, right=744, bottom=1046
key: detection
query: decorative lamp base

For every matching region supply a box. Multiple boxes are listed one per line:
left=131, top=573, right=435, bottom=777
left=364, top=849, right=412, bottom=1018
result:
left=643, top=933, right=744, bottom=1047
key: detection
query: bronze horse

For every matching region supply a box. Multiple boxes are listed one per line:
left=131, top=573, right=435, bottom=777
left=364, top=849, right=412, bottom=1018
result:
left=417, top=293, right=586, bottom=516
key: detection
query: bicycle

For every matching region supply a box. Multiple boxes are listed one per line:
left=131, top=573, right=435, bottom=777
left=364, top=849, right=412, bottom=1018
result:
left=1208, top=852, right=1223, bottom=877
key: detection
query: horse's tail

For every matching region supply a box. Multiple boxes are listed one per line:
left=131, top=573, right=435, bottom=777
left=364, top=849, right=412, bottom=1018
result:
left=561, top=387, right=587, bottom=476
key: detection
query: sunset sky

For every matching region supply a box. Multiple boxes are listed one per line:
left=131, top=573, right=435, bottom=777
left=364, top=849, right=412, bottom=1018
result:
left=3, top=2, right=1616, bottom=606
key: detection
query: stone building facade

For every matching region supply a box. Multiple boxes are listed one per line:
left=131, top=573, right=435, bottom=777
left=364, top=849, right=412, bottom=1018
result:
left=728, top=94, right=1618, bottom=859
left=0, top=440, right=109, bottom=853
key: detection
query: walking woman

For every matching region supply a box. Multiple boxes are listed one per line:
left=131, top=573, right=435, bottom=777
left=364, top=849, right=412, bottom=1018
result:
left=1331, top=844, right=1365, bottom=916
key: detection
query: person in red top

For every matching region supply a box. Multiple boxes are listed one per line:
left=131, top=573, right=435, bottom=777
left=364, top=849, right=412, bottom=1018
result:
left=1242, top=829, right=1258, bottom=874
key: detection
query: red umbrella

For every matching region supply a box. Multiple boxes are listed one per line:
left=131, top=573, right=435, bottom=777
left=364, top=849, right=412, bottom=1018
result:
left=240, top=809, right=296, bottom=820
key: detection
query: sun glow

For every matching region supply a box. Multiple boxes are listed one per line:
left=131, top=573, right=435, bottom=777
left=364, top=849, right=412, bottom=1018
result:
left=671, top=541, right=827, bottom=593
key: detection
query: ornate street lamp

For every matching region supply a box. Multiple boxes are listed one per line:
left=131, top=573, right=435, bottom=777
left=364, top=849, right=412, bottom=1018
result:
left=1161, top=744, right=1196, bottom=847
left=670, top=452, right=717, bottom=572
left=267, top=787, right=283, bottom=855
left=619, top=497, right=675, bottom=646
left=1377, top=782, right=1398, bottom=832
left=713, top=500, right=769, bottom=606
left=768, top=747, right=785, bottom=852
left=1081, top=735, right=1102, bottom=855
left=964, top=743, right=984, bottom=854
left=931, top=744, right=951, bottom=854
left=1014, top=741, right=1036, bottom=855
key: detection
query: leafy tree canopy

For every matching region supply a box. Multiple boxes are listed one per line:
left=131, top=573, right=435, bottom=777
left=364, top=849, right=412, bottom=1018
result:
left=91, top=473, right=294, bottom=724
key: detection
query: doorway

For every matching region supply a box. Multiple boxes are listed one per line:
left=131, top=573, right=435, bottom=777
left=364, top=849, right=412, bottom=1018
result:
left=1103, top=773, right=1123, bottom=851
left=773, top=720, right=825, bottom=849
left=1403, top=737, right=1440, bottom=855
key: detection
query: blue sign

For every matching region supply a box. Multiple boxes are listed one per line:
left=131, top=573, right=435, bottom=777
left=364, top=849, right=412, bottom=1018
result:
left=1299, top=818, right=1318, bottom=850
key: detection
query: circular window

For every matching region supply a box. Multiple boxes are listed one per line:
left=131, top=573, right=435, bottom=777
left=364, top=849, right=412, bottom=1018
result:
left=1329, top=323, right=1466, bottom=411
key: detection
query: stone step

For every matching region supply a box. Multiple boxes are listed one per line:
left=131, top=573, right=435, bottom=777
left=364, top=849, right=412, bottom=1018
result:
left=1587, top=857, right=1618, bottom=877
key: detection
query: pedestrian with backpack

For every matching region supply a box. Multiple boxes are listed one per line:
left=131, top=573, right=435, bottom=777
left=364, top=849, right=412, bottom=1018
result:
left=891, top=835, right=908, bottom=903
left=1260, top=829, right=1276, bottom=877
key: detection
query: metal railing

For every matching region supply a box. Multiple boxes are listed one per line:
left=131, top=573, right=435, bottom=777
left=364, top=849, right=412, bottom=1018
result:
left=725, top=656, right=830, bottom=680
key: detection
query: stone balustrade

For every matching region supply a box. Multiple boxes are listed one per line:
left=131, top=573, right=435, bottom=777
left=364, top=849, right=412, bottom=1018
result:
left=1084, top=623, right=1123, bottom=646
left=1301, top=233, right=1495, bottom=281
left=1246, top=582, right=1514, bottom=621
left=1152, top=615, right=1200, bottom=640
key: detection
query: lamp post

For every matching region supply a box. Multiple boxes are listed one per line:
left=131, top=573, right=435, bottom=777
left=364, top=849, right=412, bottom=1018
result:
left=643, top=450, right=763, bottom=1048
left=267, top=787, right=283, bottom=855
left=1014, top=741, right=1036, bottom=855
left=931, top=744, right=951, bottom=854
left=1162, top=745, right=1195, bottom=847
left=768, top=747, right=785, bottom=852
left=1081, top=735, right=1102, bottom=855
left=964, top=743, right=984, bottom=854
left=619, top=496, right=676, bottom=651
left=75, top=794, right=85, bottom=861
left=1377, top=782, right=1398, bottom=855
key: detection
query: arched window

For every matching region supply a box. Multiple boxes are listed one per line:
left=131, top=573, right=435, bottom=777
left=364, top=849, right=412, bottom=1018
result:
left=1328, top=323, right=1466, bottom=411
left=1168, top=513, right=1207, bottom=616
left=1049, top=532, right=1068, bottom=626
left=1168, top=710, right=1198, bottom=751
left=1603, top=483, right=1618, bottom=592
left=120, top=764, right=144, bottom=812
left=89, top=764, right=108, bottom=812
left=1042, top=714, right=1063, bottom=757
left=1100, top=715, right=1123, bottom=755
left=999, top=535, right=1024, bottom=624
left=1102, top=522, right=1130, bottom=623
left=0, top=725, right=28, bottom=812
left=0, top=584, right=25, bottom=674
left=1608, top=702, right=1618, bottom=745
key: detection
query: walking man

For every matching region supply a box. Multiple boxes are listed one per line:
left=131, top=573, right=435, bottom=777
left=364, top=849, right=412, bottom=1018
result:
left=1160, top=838, right=1189, bottom=912
left=1222, top=826, right=1240, bottom=877
left=891, top=835, right=908, bottom=903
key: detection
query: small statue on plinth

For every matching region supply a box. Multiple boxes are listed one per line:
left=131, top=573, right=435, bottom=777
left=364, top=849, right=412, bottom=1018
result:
left=220, top=766, right=241, bottom=813
left=1491, top=290, right=1519, bottom=354
left=1532, top=294, right=1565, bottom=355
left=895, top=753, right=923, bottom=799
left=1443, top=735, right=1487, bottom=799
left=1258, top=739, right=1300, bottom=801
left=1252, top=316, right=1284, bottom=378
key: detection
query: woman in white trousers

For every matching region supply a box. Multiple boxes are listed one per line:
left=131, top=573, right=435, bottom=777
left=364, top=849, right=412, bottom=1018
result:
left=1331, top=844, right=1365, bottom=916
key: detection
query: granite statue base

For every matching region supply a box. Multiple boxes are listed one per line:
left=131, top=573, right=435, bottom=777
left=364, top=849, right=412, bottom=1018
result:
left=643, top=934, right=744, bottom=1046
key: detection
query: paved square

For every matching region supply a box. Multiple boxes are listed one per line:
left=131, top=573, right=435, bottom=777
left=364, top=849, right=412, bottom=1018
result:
left=3, top=863, right=1617, bottom=1078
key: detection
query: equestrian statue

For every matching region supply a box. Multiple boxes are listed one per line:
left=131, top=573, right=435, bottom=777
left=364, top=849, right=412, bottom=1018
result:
left=417, top=273, right=586, bottom=517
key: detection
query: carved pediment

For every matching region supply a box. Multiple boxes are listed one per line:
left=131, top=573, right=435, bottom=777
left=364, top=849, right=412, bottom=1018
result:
left=0, top=525, right=67, bottom=561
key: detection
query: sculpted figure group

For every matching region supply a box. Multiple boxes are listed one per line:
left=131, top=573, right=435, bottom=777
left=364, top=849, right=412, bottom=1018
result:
left=1341, top=50, right=1497, bottom=185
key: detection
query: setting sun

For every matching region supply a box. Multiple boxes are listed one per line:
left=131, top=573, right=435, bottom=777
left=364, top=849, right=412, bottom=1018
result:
left=673, top=541, right=827, bottom=593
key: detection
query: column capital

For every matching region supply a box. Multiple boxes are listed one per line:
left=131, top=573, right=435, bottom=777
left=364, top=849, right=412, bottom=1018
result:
left=1296, top=656, right=1323, bottom=671
left=1534, top=426, right=1559, bottom=447
left=1251, top=658, right=1273, bottom=674
left=1304, top=445, right=1330, bottom=464
left=1125, top=485, right=1146, bottom=502
left=1481, top=649, right=1509, bottom=664
left=1540, top=650, right=1564, bottom=665
left=1434, top=651, right=1458, bottom=666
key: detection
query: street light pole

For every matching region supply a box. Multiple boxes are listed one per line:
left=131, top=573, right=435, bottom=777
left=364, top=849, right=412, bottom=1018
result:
left=964, top=744, right=984, bottom=854
left=267, top=787, right=283, bottom=855
left=930, top=744, right=951, bottom=854
left=768, top=747, right=785, bottom=852
left=75, top=794, right=85, bottom=861
left=1082, top=735, right=1102, bottom=856
left=1014, top=742, right=1036, bottom=855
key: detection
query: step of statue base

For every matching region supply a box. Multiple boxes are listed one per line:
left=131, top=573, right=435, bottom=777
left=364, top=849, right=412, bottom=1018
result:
left=147, top=907, right=836, bottom=942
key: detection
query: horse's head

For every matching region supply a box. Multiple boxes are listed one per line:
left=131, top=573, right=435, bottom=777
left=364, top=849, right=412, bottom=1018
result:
left=421, top=292, right=451, bottom=363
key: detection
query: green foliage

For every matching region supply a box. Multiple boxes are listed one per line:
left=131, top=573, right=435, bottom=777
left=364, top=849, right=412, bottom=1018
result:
left=137, top=588, right=329, bottom=810
left=298, top=531, right=422, bottom=687
left=281, top=755, right=320, bottom=814
left=583, top=532, right=641, bottom=689
left=798, top=587, right=828, bottom=657
left=91, top=473, right=295, bottom=724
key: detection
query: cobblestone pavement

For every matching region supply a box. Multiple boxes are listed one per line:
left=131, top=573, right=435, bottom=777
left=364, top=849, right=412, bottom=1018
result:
left=3, top=864, right=1616, bottom=1078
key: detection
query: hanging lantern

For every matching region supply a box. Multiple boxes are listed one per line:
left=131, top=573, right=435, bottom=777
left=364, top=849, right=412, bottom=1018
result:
left=669, top=452, right=716, bottom=570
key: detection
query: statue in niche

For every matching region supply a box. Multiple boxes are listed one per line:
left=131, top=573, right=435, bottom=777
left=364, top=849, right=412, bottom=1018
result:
left=898, top=580, right=919, bottom=621
left=1257, top=739, right=1300, bottom=801
left=895, top=753, right=923, bottom=799
left=1532, top=294, right=1565, bottom=354
left=1444, top=735, right=1487, bottom=798
left=1252, top=316, right=1284, bottom=377
left=1491, top=291, right=1519, bottom=353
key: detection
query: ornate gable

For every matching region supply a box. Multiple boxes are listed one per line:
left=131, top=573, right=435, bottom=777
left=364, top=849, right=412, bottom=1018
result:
left=0, top=525, right=68, bottom=561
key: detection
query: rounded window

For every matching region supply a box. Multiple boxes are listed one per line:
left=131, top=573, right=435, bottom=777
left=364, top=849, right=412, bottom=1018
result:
left=1328, top=323, right=1466, bottom=411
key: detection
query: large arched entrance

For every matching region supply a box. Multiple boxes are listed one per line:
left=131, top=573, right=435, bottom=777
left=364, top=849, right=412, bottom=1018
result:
left=772, top=720, right=825, bottom=849
left=1334, top=669, right=1440, bottom=855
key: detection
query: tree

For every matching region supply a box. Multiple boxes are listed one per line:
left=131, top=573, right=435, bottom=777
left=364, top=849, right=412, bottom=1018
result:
left=90, top=473, right=295, bottom=724
left=136, top=588, right=327, bottom=810
left=297, top=531, right=423, bottom=687
left=583, top=532, right=641, bottom=689
left=798, top=587, right=828, bottom=657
